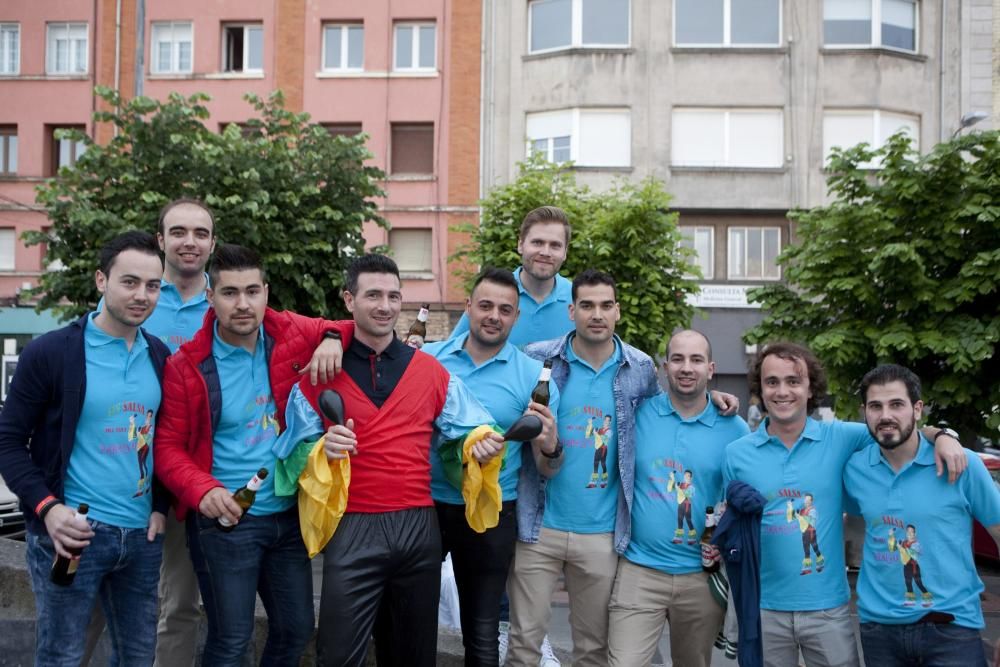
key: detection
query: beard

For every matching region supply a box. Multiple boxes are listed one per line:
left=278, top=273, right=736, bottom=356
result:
left=870, top=419, right=916, bottom=450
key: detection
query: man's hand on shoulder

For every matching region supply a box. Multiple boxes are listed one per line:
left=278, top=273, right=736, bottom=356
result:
left=303, top=335, right=344, bottom=385
left=44, top=503, right=95, bottom=559
left=710, top=390, right=740, bottom=416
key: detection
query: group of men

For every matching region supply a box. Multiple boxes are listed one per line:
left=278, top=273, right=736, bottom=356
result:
left=0, top=200, right=996, bottom=667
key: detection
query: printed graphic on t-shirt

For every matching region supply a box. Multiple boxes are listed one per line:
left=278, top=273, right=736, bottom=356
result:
left=584, top=411, right=613, bottom=489
left=122, top=404, right=155, bottom=498
left=877, top=517, right=935, bottom=608
left=763, top=488, right=828, bottom=576
left=646, top=457, right=701, bottom=545
left=244, top=393, right=280, bottom=447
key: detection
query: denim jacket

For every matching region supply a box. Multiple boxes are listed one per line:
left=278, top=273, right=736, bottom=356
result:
left=517, top=332, right=660, bottom=554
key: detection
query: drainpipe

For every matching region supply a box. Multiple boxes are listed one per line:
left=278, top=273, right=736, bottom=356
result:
left=939, top=0, right=947, bottom=141
left=113, top=0, right=121, bottom=136
left=135, top=0, right=145, bottom=97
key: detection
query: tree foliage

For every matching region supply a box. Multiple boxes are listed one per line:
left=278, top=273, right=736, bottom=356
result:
left=745, top=131, right=1000, bottom=441
left=451, top=154, right=698, bottom=356
left=26, top=87, right=385, bottom=320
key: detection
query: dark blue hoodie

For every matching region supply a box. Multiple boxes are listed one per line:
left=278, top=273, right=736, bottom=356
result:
left=712, top=480, right=766, bottom=667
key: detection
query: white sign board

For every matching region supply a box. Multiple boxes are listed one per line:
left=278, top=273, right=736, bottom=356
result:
left=1, top=355, right=16, bottom=402
left=687, top=284, right=762, bottom=309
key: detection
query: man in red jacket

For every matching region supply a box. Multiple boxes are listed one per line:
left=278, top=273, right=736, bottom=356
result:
left=154, top=244, right=353, bottom=666
left=277, top=253, right=505, bottom=667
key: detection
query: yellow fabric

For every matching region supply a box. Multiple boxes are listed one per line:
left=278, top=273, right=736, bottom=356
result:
left=297, top=435, right=350, bottom=558
left=462, top=425, right=503, bottom=534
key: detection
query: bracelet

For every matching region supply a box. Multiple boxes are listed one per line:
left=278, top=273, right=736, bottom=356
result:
left=541, top=441, right=564, bottom=459
left=323, top=330, right=342, bottom=341
left=35, top=495, right=59, bottom=521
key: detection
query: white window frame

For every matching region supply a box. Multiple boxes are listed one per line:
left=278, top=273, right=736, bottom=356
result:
left=393, top=22, right=436, bottom=72
left=822, top=108, right=920, bottom=168
left=389, top=228, right=434, bottom=274
left=527, top=0, right=631, bottom=54
left=0, top=23, right=19, bottom=75
left=222, top=23, right=263, bottom=73
left=151, top=21, right=193, bottom=74
left=671, top=108, right=784, bottom=168
left=46, top=22, right=89, bottom=75
left=322, top=23, right=364, bottom=72
left=728, top=226, right=781, bottom=280
left=0, top=228, right=15, bottom=271
left=680, top=226, right=715, bottom=279
left=823, top=0, right=918, bottom=53
left=673, top=0, right=782, bottom=48
left=0, top=128, right=16, bottom=175
left=525, top=108, right=631, bottom=168
left=530, top=135, right=572, bottom=164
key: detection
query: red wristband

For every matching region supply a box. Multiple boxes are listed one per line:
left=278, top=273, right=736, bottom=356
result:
left=34, top=495, right=57, bottom=516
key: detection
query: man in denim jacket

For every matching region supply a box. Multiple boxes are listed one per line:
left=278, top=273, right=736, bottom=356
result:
left=507, top=269, right=734, bottom=666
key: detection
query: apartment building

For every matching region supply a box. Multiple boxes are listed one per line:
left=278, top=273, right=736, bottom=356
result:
left=0, top=0, right=482, bottom=369
left=482, top=0, right=997, bottom=400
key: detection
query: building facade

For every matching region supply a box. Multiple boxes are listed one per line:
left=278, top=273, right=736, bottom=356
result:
left=0, top=0, right=482, bottom=363
left=481, top=0, right=997, bottom=404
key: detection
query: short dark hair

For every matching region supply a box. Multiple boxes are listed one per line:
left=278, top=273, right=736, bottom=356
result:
left=748, top=341, right=827, bottom=413
left=157, top=198, right=215, bottom=236
left=859, top=364, right=922, bottom=404
left=519, top=206, right=571, bottom=245
left=345, top=254, right=400, bottom=294
left=208, top=244, right=265, bottom=285
left=471, top=267, right=518, bottom=296
left=571, top=268, right=616, bottom=301
left=668, top=329, right=713, bottom=362
left=99, top=230, right=161, bottom=276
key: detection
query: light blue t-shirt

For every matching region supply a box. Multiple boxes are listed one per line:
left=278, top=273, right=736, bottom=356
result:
left=626, top=394, right=750, bottom=574
left=141, top=274, right=210, bottom=353
left=448, top=268, right=573, bottom=348
left=543, top=338, right=620, bottom=533
left=211, top=324, right=291, bottom=516
left=64, top=313, right=162, bottom=529
left=723, top=417, right=869, bottom=611
left=424, top=335, right=561, bottom=504
left=845, top=436, right=1000, bottom=628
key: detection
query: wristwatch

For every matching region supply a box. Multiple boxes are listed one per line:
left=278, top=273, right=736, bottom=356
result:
left=323, top=330, right=342, bottom=341
left=933, top=426, right=959, bottom=442
left=541, top=440, right=564, bottom=459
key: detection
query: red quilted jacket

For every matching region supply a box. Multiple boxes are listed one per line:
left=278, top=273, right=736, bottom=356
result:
left=154, top=307, right=354, bottom=519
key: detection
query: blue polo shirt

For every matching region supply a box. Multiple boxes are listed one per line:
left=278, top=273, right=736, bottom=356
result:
left=63, top=312, right=162, bottom=529
left=723, top=417, right=869, bottom=611
left=845, top=436, right=1000, bottom=628
left=627, top=393, right=750, bottom=574
left=211, top=324, right=290, bottom=516
left=448, top=268, right=573, bottom=348
left=543, top=338, right=620, bottom=533
left=141, top=274, right=210, bottom=353
left=424, top=335, right=561, bottom=504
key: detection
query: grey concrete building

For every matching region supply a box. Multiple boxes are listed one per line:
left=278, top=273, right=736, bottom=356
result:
left=481, top=0, right=996, bottom=406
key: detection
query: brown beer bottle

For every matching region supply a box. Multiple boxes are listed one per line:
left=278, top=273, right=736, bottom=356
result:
left=406, top=303, right=430, bottom=343
left=51, top=503, right=90, bottom=586
left=217, top=468, right=268, bottom=532
left=701, top=506, right=719, bottom=573
left=530, top=360, right=553, bottom=407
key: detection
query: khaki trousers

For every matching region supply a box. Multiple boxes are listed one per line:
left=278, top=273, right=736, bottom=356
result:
left=761, top=603, right=860, bottom=667
left=607, top=559, right=724, bottom=667
left=507, top=528, right=618, bottom=667
left=154, top=508, right=201, bottom=667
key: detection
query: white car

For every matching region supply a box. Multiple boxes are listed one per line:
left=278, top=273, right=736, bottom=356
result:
left=0, top=473, right=24, bottom=538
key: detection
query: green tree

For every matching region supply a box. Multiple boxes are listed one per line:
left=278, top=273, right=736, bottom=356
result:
left=745, top=131, right=1000, bottom=442
left=452, top=155, right=698, bottom=356
left=26, top=87, right=385, bottom=320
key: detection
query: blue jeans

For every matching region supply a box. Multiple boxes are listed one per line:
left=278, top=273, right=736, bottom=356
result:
left=26, top=520, right=163, bottom=667
left=187, top=507, right=314, bottom=667
left=859, top=621, right=987, bottom=666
